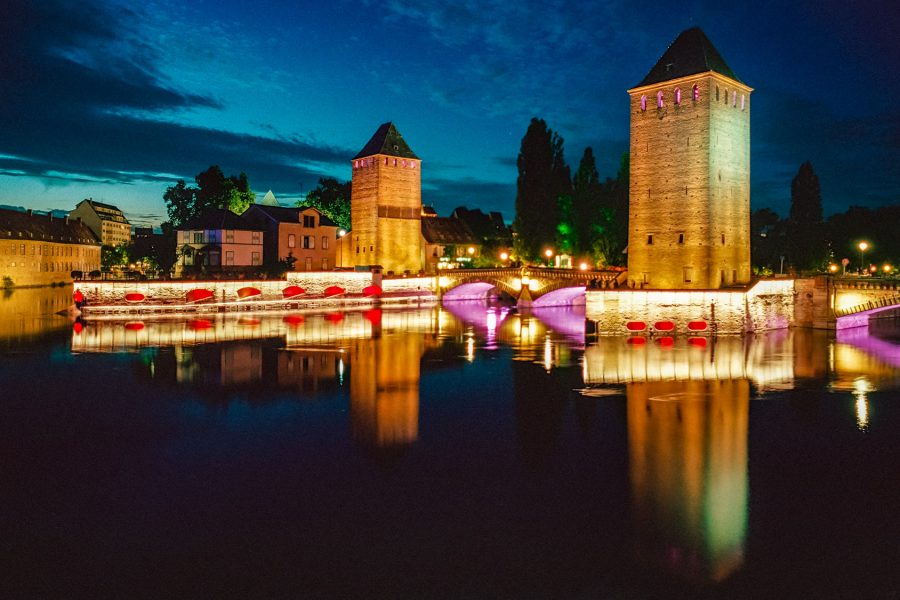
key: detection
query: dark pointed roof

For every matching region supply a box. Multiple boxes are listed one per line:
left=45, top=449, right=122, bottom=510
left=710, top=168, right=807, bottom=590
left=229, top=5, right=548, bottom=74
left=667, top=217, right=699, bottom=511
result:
left=636, top=27, right=741, bottom=88
left=421, top=217, right=478, bottom=245
left=354, top=122, right=419, bottom=160
left=246, top=204, right=337, bottom=227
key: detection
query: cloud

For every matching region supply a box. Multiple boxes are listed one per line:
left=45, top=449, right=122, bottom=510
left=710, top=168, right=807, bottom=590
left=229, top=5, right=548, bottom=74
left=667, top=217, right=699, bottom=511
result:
left=0, top=0, right=353, bottom=201
left=423, top=176, right=516, bottom=220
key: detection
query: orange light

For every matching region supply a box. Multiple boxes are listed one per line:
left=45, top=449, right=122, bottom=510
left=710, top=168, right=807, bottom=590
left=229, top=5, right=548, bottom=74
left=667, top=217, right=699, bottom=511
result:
left=884, top=264, right=892, bottom=274
left=828, top=264, right=838, bottom=272
left=544, top=248, right=553, bottom=258
left=499, top=251, right=509, bottom=261
left=870, top=265, right=877, bottom=272
left=579, top=262, right=588, bottom=271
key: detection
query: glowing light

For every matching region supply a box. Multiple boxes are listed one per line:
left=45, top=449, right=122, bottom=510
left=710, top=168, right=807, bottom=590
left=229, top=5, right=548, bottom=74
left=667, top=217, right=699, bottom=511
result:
left=544, top=249, right=553, bottom=258
left=858, top=241, right=868, bottom=252
left=466, top=337, right=475, bottom=362
left=338, top=229, right=347, bottom=238
left=870, top=265, right=877, bottom=273
left=528, top=280, right=539, bottom=291
left=499, top=251, right=509, bottom=261
left=883, top=264, right=892, bottom=274
left=829, top=264, right=838, bottom=273
left=579, top=262, right=588, bottom=271
left=543, top=336, right=553, bottom=372
left=467, top=246, right=475, bottom=255
left=853, top=378, right=871, bottom=431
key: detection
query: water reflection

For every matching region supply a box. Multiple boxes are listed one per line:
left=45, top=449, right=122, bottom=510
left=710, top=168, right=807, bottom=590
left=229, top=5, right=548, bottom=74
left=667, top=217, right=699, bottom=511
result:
left=627, top=379, right=749, bottom=582
left=0, top=285, right=72, bottom=346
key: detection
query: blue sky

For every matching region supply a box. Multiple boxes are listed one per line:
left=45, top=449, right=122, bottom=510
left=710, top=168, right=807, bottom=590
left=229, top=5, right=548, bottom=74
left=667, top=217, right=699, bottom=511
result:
left=1, top=0, right=898, bottom=227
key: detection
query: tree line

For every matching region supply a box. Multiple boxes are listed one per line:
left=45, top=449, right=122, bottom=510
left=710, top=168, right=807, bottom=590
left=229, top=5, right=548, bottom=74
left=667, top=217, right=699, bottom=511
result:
left=513, top=118, right=628, bottom=266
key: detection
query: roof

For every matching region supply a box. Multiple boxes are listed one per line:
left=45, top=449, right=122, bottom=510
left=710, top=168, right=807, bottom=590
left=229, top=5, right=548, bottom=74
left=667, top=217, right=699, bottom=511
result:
left=451, top=206, right=511, bottom=240
left=354, top=122, right=419, bottom=160
left=75, top=198, right=129, bottom=223
left=0, top=207, right=100, bottom=245
left=260, top=190, right=279, bottom=206
left=636, top=27, right=740, bottom=88
left=421, top=217, right=478, bottom=245
left=179, top=208, right=261, bottom=231
left=246, top=204, right=337, bottom=227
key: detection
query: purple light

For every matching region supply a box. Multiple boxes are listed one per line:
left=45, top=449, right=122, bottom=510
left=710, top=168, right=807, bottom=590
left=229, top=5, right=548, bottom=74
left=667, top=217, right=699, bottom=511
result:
left=531, top=286, right=586, bottom=307
left=657, top=91, right=664, bottom=108
left=674, top=88, right=682, bottom=105
left=443, top=282, right=496, bottom=300
left=692, top=84, right=699, bottom=101
left=640, top=95, right=647, bottom=111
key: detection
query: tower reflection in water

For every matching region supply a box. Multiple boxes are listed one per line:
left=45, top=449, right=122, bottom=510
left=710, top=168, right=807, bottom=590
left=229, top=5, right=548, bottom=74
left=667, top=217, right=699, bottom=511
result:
left=583, top=336, right=783, bottom=583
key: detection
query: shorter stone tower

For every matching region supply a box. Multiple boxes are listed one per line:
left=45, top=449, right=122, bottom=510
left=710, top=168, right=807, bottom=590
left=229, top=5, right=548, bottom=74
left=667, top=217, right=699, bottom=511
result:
left=350, top=122, right=423, bottom=274
left=628, top=27, right=752, bottom=289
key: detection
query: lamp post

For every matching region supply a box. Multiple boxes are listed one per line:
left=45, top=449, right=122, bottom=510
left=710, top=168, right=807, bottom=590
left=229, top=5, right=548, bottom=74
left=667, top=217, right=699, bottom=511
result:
left=338, top=229, right=346, bottom=268
left=858, top=241, right=868, bottom=274
left=544, top=248, right=554, bottom=267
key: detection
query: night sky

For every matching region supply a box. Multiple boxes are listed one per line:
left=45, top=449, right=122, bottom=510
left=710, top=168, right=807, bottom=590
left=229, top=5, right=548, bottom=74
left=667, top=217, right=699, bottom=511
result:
left=1, top=0, right=898, bottom=227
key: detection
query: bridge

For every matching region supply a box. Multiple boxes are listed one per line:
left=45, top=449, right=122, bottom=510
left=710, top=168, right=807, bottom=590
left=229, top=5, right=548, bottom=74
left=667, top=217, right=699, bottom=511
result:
left=438, top=267, right=627, bottom=307
left=833, top=278, right=900, bottom=329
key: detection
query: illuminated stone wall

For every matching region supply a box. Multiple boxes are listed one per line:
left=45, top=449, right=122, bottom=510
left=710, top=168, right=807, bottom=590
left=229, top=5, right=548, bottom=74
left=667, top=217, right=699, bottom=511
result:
left=350, top=154, right=423, bottom=274
left=586, top=279, right=795, bottom=334
left=628, top=73, right=751, bottom=289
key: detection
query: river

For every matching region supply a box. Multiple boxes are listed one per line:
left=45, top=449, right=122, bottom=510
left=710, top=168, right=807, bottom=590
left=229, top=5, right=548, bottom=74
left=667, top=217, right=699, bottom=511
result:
left=2, top=288, right=899, bottom=598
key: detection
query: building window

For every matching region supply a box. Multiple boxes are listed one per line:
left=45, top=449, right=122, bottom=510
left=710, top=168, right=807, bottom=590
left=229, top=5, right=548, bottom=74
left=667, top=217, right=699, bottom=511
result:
left=647, top=234, right=653, bottom=245
left=692, top=84, right=700, bottom=101
left=683, top=267, right=693, bottom=283
left=303, top=215, right=315, bottom=227
left=321, top=236, right=328, bottom=249
left=722, top=234, right=726, bottom=245
left=741, top=94, right=746, bottom=111
left=640, top=95, right=647, bottom=112
left=193, top=232, right=202, bottom=244
left=678, top=233, right=684, bottom=244
left=321, top=258, right=328, bottom=270
left=251, top=251, right=261, bottom=266
left=674, top=88, right=682, bottom=105
left=642, top=272, right=650, bottom=284
left=288, top=234, right=296, bottom=248
left=732, top=91, right=737, bottom=107
left=303, top=236, right=314, bottom=249
left=225, top=251, right=234, bottom=265
left=305, top=257, right=312, bottom=271
left=209, top=251, right=220, bottom=266
left=226, top=230, right=234, bottom=243
left=252, top=231, right=261, bottom=244
left=209, top=230, right=218, bottom=243
left=657, top=91, right=664, bottom=108
left=716, top=86, right=720, bottom=101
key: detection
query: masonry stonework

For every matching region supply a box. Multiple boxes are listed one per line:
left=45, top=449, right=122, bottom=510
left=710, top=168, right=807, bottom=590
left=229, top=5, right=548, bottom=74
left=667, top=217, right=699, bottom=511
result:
left=627, top=28, right=752, bottom=290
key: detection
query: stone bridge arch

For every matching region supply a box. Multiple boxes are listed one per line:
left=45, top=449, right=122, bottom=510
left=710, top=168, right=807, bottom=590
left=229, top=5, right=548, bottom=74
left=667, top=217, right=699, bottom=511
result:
left=440, top=267, right=625, bottom=307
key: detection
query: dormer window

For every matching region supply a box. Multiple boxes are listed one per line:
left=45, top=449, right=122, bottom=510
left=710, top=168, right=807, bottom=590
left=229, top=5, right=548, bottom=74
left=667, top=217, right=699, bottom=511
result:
left=657, top=91, right=664, bottom=108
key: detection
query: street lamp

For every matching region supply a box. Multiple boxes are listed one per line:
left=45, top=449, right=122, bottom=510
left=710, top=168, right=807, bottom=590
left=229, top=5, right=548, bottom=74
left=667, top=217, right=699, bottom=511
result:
left=544, top=248, right=554, bottom=267
left=858, top=241, right=869, bottom=273
left=337, top=229, right=346, bottom=268
left=499, top=251, right=509, bottom=262
left=883, top=264, right=892, bottom=275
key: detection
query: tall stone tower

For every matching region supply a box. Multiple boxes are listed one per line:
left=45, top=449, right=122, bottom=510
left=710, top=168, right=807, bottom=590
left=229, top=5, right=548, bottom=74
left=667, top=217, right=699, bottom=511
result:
left=628, top=28, right=752, bottom=289
left=350, top=122, right=423, bottom=274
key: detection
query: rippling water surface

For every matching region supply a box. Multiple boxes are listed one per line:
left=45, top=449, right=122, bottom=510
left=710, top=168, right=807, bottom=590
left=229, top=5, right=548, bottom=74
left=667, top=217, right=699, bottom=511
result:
left=2, top=289, right=899, bottom=599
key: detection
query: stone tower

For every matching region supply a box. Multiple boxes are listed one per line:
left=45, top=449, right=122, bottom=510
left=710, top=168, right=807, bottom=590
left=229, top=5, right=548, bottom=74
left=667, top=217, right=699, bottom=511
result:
left=628, top=27, right=752, bottom=289
left=350, top=122, right=423, bottom=274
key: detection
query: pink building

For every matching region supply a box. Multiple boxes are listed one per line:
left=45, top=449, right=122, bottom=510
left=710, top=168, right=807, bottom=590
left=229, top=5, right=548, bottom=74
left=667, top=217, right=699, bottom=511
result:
left=175, top=209, right=264, bottom=277
left=243, top=204, right=339, bottom=271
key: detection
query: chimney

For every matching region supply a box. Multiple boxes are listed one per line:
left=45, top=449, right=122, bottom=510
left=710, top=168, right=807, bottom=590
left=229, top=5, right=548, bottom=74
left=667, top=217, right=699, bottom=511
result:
left=26, top=209, right=32, bottom=216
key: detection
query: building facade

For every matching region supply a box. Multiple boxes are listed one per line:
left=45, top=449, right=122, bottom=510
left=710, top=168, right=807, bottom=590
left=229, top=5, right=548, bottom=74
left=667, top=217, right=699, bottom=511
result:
left=627, top=27, right=752, bottom=289
left=175, top=209, right=264, bottom=277
left=69, top=199, right=131, bottom=246
left=243, top=204, right=339, bottom=271
left=349, top=122, right=423, bottom=274
left=0, top=208, right=101, bottom=287
left=421, top=215, right=481, bottom=274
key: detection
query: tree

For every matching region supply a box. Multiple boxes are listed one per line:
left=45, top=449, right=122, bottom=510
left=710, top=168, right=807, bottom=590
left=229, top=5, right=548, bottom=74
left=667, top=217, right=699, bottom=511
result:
left=750, top=207, right=784, bottom=274
left=572, top=147, right=618, bottom=264
left=101, top=243, right=131, bottom=269
left=163, top=165, right=256, bottom=227
left=513, top=118, right=570, bottom=262
left=302, top=177, right=351, bottom=230
left=609, top=152, right=629, bottom=265
left=787, top=161, right=826, bottom=271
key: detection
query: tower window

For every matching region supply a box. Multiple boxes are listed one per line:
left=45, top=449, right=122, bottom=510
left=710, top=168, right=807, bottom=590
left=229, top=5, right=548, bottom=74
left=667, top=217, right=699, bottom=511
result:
left=678, top=233, right=684, bottom=244
left=640, top=95, right=647, bottom=112
left=721, top=234, right=726, bottom=245
left=716, top=86, right=719, bottom=101
left=674, top=88, right=682, bottom=105
left=732, top=91, right=737, bottom=107
left=384, top=157, right=388, bottom=165
left=723, top=89, right=728, bottom=103
left=657, top=91, right=664, bottom=108
left=692, top=84, right=700, bottom=101
left=741, top=94, right=746, bottom=111
left=647, top=234, right=653, bottom=245
left=683, top=267, right=693, bottom=283
left=393, top=158, right=398, bottom=166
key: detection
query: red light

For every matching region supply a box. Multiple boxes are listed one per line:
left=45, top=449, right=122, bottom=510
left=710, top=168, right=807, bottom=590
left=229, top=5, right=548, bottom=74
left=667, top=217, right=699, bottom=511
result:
left=124, top=322, right=144, bottom=331
left=626, top=321, right=647, bottom=331
left=627, top=336, right=647, bottom=345
left=325, top=312, right=344, bottom=323
left=688, top=337, right=708, bottom=348
left=283, top=315, right=304, bottom=326
left=72, top=321, right=83, bottom=334
left=687, top=321, right=708, bottom=331
left=657, top=336, right=674, bottom=346
left=654, top=321, right=675, bottom=332
left=187, top=319, right=213, bottom=330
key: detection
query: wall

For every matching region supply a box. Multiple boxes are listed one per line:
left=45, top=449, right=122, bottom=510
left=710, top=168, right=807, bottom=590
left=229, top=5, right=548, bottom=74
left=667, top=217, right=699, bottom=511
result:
left=1, top=239, right=101, bottom=287
left=586, top=279, right=795, bottom=335
left=279, top=213, right=338, bottom=271
left=350, top=155, right=422, bottom=273
left=628, top=73, right=751, bottom=289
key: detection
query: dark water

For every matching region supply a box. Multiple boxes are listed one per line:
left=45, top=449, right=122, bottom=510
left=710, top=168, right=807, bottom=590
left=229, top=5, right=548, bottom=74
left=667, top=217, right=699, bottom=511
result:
left=2, top=289, right=900, bottom=599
